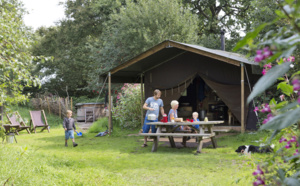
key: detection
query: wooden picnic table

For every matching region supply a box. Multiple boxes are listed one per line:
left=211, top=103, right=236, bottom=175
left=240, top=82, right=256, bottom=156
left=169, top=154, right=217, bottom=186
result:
left=140, top=120, right=224, bottom=153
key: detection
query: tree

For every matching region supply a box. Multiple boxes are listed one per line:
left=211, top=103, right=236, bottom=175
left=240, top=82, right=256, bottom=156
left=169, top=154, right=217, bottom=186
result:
left=0, top=0, right=39, bottom=107
left=182, top=0, right=253, bottom=50
left=31, top=0, right=123, bottom=97
left=87, top=0, right=199, bottom=90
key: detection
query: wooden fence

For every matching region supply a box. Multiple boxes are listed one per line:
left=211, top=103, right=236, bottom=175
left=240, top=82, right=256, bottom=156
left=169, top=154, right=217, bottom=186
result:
left=31, top=97, right=73, bottom=119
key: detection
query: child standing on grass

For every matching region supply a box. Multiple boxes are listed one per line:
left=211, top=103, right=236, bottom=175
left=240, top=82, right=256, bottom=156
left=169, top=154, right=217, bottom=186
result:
left=63, top=110, right=78, bottom=147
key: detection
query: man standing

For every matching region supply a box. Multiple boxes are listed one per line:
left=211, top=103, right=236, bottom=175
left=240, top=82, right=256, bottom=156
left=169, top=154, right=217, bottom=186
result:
left=141, top=89, right=164, bottom=147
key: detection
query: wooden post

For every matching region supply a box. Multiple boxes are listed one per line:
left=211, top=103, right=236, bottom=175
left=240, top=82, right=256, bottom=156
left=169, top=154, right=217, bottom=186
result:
left=39, top=98, right=42, bottom=110
left=65, top=98, right=68, bottom=111
left=241, top=63, right=245, bottom=133
left=71, top=97, right=73, bottom=111
left=46, top=97, right=51, bottom=114
left=141, top=74, right=144, bottom=128
left=58, top=98, right=61, bottom=119
left=108, top=72, right=112, bottom=135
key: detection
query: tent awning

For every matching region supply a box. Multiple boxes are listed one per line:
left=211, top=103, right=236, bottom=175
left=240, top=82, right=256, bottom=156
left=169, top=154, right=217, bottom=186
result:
left=101, top=40, right=257, bottom=83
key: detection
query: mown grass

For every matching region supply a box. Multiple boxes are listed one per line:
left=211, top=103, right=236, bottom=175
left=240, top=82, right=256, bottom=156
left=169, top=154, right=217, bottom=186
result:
left=0, top=106, right=273, bottom=185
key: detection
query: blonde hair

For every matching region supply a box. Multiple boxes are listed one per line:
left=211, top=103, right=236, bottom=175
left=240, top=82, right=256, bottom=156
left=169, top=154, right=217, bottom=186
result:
left=192, top=112, right=198, bottom=116
left=170, top=100, right=179, bottom=107
left=66, top=110, right=72, bottom=115
left=153, top=89, right=161, bottom=96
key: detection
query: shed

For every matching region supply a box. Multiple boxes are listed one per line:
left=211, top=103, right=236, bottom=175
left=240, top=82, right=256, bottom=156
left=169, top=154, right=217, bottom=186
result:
left=75, top=102, right=106, bottom=122
left=102, top=40, right=261, bottom=133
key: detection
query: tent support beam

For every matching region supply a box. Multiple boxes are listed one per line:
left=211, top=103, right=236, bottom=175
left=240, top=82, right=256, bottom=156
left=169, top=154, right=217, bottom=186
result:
left=141, top=74, right=144, bottom=128
left=241, top=63, right=245, bottom=133
left=108, top=72, right=112, bottom=135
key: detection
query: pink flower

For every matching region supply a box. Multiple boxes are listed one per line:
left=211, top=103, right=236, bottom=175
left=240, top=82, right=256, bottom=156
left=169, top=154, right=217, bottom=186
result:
left=285, top=141, right=292, bottom=149
left=262, top=113, right=273, bottom=124
left=262, top=69, right=267, bottom=75
left=263, top=50, right=273, bottom=59
left=287, top=56, right=295, bottom=62
left=253, top=177, right=265, bottom=186
left=262, top=118, right=269, bottom=124
left=260, top=104, right=271, bottom=113
left=121, top=86, right=126, bottom=90
left=256, top=50, right=263, bottom=55
left=279, top=137, right=287, bottom=143
left=263, top=63, right=272, bottom=68
left=292, top=79, right=300, bottom=91
left=290, top=56, right=295, bottom=62
left=255, top=54, right=264, bottom=63
left=252, top=165, right=264, bottom=176
left=285, top=144, right=292, bottom=149
left=293, top=149, right=299, bottom=156
left=116, top=95, right=120, bottom=100
left=280, top=94, right=285, bottom=101
left=253, top=107, right=259, bottom=112
left=290, top=136, right=297, bottom=143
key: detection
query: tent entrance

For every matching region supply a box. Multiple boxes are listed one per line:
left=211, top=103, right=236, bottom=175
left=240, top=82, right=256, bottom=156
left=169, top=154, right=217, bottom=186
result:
left=178, top=75, right=239, bottom=125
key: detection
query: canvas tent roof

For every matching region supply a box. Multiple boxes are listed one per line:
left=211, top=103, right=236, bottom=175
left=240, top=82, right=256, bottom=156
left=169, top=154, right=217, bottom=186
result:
left=102, top=40, right=258, bottom=83
left=102, top=40, right=260, bottom=130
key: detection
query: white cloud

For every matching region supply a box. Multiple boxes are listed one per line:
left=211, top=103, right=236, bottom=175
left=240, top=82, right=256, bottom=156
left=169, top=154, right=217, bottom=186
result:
left=21, top=0, right=66, bottom=30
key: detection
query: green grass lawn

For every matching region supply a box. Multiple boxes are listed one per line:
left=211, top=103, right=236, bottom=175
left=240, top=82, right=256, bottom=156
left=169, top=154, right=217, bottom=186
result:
left=0, top=106, right=272, bottom=185
left=0, top=129, right=273, bottom=185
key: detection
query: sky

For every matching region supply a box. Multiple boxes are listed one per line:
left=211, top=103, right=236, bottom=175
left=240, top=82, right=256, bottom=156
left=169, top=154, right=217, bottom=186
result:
left=22, top=0, right=66, bottom=30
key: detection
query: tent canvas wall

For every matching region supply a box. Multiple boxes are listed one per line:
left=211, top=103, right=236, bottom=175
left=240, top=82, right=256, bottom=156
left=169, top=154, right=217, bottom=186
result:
left=102, top=40, right=261, bottom=132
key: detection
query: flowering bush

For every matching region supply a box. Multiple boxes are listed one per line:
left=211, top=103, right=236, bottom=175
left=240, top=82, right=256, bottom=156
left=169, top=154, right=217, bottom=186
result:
left=234, top=0, right=300, bottom=185
left=112, top=83, right=141, bottom=129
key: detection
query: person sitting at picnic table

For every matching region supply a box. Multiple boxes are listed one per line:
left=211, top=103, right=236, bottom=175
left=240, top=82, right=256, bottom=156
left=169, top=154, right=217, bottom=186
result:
left=168, top=100, right=188, bottom=147
left=141, top=89, right=165, bottom=147
left=191, top=112, right=200, bottom=131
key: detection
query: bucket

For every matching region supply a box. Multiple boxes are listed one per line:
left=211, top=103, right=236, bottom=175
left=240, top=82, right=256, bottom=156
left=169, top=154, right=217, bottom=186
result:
left=6, top=133, right=15, bottom=144
left=199, top=110, right=206, bottom=121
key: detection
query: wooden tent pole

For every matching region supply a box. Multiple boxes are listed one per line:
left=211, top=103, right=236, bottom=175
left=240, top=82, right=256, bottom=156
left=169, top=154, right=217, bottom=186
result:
left=241, top=63, right=245, bottom=133
left=141, top=74, right=144, bottom=128
left=108, top=72, right=112, bottom=135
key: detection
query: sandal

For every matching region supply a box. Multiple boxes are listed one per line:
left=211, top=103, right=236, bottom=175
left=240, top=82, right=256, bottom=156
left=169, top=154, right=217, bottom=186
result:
left=141, top=144, right=148, bottom=147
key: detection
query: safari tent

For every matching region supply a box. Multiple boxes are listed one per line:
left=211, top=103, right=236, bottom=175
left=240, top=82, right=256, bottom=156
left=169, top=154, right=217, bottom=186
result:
left=102, top=40, right=261, bottom=133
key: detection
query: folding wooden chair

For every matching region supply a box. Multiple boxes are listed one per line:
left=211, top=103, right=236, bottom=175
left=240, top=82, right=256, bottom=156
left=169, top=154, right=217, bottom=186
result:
left=4, top=111, right=31, bottom=135
left=29, top=110, right=50, bottom=133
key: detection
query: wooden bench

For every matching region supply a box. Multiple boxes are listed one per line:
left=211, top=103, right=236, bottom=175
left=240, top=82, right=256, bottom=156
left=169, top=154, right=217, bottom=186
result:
left=167, top=129, right=230, bottom=135
left=139, top=133, right=213, bottom=153
left=204, top=128, right=230, bottom=135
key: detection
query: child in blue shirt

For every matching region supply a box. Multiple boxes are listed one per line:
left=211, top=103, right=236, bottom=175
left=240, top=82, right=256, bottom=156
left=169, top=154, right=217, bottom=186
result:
left=192, top=112, right=200, bottom=130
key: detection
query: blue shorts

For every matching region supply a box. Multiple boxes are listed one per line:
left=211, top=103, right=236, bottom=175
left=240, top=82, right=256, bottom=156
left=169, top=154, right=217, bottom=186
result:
left=142, top=118, right=158, bottom=133
left=192, top=125, right=200, bottom=130
left=65, top=130, right=74, bottom=140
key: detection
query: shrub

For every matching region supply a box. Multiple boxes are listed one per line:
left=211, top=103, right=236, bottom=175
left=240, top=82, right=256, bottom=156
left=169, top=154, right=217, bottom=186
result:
left=88, top=117, right=108, bottom=133
left=112, top=84, right=141, bottom=129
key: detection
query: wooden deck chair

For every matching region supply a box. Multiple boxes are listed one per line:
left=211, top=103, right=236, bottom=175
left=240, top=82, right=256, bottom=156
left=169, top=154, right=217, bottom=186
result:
left=29, top=110, right=50, bottom=133
left=5, top=111, right=31, bottom=135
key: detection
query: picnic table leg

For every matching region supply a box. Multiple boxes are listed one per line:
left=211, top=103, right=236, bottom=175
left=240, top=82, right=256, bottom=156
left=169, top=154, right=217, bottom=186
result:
left=151, top=126, right=161, bottom=152
left=166, top=126, right=176, bottom=148
left=207, top=126, right=217, bottom=148
left=168, top=136, right=176, bottom=148
left=151, top=136, right=158, bottom=152
left=196, top=136, right=203, bottom=153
